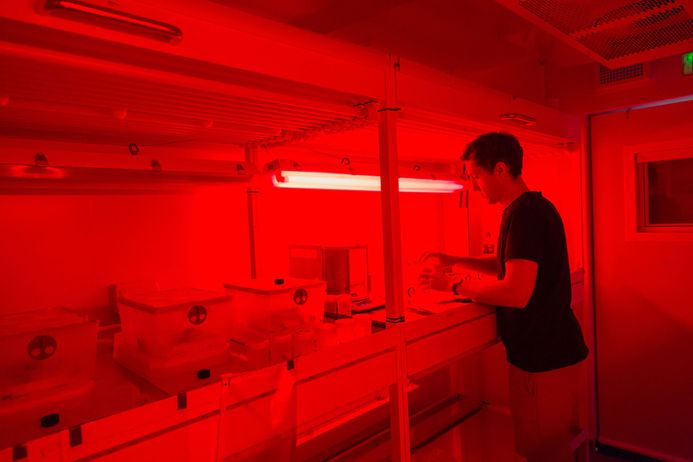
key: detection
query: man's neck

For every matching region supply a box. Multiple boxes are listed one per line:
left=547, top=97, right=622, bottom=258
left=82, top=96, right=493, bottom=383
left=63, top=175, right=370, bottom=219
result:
left=500, top=178, right=530, bottom=208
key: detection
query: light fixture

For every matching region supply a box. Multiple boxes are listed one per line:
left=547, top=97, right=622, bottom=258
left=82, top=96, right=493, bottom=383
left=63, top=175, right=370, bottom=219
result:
left=272, top=170, right=463, bottom=193
left=1, top=152, right=252, bottom=184
left=500, top=112, right=537, bottom=127
left=42, top=0, right=183, bottom=43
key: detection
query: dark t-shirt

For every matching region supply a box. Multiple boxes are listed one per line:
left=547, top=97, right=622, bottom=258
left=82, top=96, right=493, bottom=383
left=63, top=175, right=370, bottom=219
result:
left=496, top=191, right=588, bottom=373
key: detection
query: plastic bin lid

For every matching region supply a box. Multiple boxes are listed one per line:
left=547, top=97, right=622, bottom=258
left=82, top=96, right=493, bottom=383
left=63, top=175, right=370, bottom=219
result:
left=290, top=244, right=367, bottom=251
left=224, top=277, right=325, bottom=294
left=0, top=307, right=92, bottom=337
left=119, top=288, right=230, bottom=312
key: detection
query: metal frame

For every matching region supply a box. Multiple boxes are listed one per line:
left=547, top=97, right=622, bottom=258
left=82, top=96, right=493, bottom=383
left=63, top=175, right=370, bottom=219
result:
left=377, top=54, right=412, bottom=461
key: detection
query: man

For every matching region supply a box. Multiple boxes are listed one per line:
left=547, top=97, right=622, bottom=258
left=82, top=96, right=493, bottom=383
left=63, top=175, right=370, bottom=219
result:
left=419, top=132, right=588, bottom=462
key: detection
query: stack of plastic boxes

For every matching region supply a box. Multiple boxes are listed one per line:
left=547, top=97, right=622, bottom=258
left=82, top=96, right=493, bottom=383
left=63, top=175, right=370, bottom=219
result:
left=0, top=307, right=98, bottom=426
left=224, top=278, right=325, bottom=370
left=114, top=287, right=234, bottom=390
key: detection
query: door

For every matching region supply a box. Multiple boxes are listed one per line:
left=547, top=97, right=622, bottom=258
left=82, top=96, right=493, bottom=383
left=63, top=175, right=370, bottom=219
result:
left=591, top=99, right=693, bottom=461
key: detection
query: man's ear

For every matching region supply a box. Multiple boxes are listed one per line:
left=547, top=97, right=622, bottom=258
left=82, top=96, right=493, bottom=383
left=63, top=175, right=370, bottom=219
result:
left=495, top=162, right=508, bottom=175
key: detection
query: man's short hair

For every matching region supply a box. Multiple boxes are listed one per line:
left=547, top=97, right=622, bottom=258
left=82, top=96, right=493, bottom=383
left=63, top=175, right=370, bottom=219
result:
left=462, top=132, right=523, bottom=178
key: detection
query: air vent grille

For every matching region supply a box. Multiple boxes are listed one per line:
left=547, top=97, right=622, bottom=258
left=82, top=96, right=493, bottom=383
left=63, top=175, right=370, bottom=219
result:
left=518, top=0, right=681, bottom=34
left=599, top=63, right=645, bottom=84
left=578, top=5, right=693, bottom=60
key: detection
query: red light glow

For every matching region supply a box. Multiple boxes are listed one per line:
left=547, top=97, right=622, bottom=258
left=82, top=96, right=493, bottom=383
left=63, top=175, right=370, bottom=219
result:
left=8, top=165, right=66, bottom=179
left=272, top=170, right=464, bottom=193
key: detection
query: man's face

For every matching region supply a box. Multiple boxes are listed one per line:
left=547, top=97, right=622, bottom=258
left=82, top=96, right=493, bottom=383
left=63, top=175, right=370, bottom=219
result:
left=463, top=160, right=502, bottom=205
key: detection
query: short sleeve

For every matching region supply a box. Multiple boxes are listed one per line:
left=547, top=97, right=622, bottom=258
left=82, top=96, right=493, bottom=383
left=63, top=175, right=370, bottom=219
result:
left=504, top=207, right=543, bottom=263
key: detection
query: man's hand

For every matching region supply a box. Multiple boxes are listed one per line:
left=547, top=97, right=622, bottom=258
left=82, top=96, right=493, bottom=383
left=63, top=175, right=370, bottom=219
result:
left=418, top=265, right=456, bottom=292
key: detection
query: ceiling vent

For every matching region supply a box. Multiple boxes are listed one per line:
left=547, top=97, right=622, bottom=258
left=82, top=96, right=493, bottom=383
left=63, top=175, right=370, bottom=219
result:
left=599, top=62, right=646, bottom=84
left=496, top=0, right=693, bottom=67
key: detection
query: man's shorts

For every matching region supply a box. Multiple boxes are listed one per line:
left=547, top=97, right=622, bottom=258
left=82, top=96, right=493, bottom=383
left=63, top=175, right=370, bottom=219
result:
left=508, top=362, right=582, bottom=459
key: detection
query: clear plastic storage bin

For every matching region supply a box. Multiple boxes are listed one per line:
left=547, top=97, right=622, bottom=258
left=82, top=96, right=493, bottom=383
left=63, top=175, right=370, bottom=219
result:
left=0, top=307, right=98, bottom=402
left=113, top=332, right=231, bottom=393
left=224, top=278, right=325, bottom=333
left=228, top=335, right=271, bottom=371
left=117, top=287, right=233, bottom=355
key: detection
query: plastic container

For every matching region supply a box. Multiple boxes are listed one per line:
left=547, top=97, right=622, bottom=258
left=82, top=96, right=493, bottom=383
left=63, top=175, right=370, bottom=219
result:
left=269, top=333, right=294, bottom=363
left=117, top=287, right=233, bottom=355
left=245, top=338, right=271, bottom=369
left=0, top=308, right=98, bottom=402
left=324, top=294, right=338, bottom=315
left=336, top=294, right=352, bottom=317
left=352, top=314, right=372, bottom=339
left=335, top=318, right=356, bottom=344
left=228, top=331, right=271, bottom=371
left=224, top=278, right=325, bottom=333
left=315, top=322, right=338, bottom=350
left=113, top=332, right=230, bottom=391
left=293, top=330, right=316, bottom=357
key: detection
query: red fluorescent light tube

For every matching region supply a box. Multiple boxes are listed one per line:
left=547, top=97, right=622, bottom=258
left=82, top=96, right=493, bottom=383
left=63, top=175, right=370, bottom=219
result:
left=272, top=170, right=463, bottom=193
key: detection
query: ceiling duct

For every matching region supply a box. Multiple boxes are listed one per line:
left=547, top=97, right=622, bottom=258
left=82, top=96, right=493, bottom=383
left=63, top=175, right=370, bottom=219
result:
left=496, top=0, right=693, bottom=67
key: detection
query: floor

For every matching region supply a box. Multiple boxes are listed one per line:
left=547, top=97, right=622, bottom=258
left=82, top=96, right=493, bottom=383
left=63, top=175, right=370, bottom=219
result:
left=592, top=453, right=627, bottom=462
left=412, top=407, right=630, bottom=462
left=412, top=407, right=522, bottom=462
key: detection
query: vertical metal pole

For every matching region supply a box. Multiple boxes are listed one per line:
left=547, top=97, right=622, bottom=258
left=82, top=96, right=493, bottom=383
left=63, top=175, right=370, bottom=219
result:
left=378, top=54, right=411, bottom=462
left=216, top=377, right=231, bottom=461
left=245, top=145, right=259, bottom=279
left=579, top=115, right=598, bottom=446
left=379, top=55, right=405, bottom=325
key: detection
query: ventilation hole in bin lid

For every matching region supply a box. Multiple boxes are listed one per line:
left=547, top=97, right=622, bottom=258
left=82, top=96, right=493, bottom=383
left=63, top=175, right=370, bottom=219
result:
left=28, top=335, right=58, bottom=360
left=197, top=369, right=211, bottom=380
left=187, top=305, right=208, bottom=325
left=293, top=288, right=309, bottom=305
left=274, top=278, right=285, bottom=285
left=40, top=413, right=60, bottom=428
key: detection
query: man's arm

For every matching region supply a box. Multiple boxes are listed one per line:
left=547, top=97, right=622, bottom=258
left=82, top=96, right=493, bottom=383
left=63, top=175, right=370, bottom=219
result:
left=424, top=252, right=497, bottom=276
left=450, top=255, right=497, bottom=276
left=453, top=259, right=537, bottom=309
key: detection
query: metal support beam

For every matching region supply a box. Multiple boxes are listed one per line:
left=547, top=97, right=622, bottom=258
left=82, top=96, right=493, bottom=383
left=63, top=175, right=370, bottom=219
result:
left=379, top=55, right=405, bottom=325
left=378, top=54, right=411, bottom=462
left=245, top=145, right=259, bottom=279
left=579, top=116, right=598, bottom=444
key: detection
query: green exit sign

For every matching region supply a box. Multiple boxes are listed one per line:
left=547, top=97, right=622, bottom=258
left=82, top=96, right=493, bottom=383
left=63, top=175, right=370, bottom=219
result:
left=684, top=52, right=693, bottom=75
